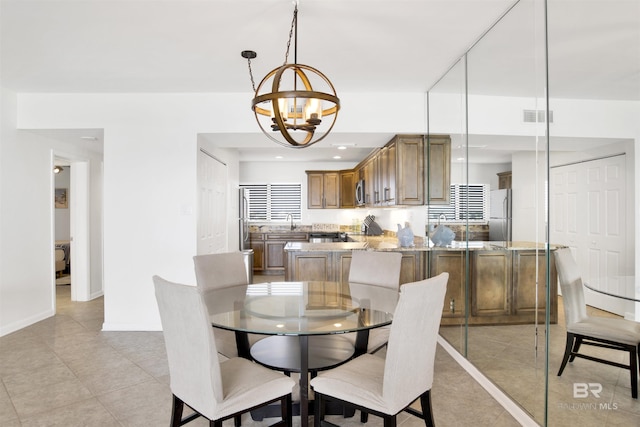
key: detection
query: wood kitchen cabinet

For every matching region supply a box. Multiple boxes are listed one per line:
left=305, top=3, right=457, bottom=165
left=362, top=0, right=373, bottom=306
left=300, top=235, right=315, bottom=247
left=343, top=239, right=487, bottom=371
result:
left=512, top=250, right=557, bottom=323
left=339, top=170, right=356, bottom=208
left=425, top=134, right=451, bottom=204
left=286, top=249, right=424, bottom=284
left=306, top=171, right=340, bottom=209
left=394, top=135, right=424, bottom=205
left=472, top=250, right=510, bottom=317
left=498, top=171, right=512, bottom=189
left=362, top=155, right=378, bottom=207
left=251, top=232, right=308, bottom=275
left=378, top=144, right=397, bottom=206
left=430, top=247, right=558, bottom=325
left=249, top=233, right=265, bottom=272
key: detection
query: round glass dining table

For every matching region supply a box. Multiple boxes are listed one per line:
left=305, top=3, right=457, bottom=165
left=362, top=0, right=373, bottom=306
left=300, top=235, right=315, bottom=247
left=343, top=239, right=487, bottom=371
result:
left=204, top=281, right=398, bottom=427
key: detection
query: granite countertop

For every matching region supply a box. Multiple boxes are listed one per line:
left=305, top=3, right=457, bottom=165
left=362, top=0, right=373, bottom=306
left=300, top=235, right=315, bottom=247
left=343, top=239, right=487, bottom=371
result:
left=284, top=241, right=369, bottom=251
left=286, top=234, right=565, bottom=252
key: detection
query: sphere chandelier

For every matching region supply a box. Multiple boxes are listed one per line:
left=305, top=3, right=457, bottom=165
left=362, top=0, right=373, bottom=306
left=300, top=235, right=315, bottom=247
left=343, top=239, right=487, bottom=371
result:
left=241, top=1, right=340, bottom=148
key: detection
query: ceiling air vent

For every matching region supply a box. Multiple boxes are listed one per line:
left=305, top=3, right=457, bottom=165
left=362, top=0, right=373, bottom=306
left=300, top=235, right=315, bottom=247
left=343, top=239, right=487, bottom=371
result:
left=523, top=109, right=553, bottom=123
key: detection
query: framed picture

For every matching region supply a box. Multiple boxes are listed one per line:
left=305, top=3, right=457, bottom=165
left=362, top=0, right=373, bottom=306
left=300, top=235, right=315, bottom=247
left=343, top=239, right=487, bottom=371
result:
left=55, top=188, right=68, bottom=209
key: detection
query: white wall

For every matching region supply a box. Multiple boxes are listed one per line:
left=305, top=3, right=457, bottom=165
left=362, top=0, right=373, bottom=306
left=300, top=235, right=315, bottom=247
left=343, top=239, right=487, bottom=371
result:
left=3, top=90, right=638, bottom=332
left=0, top=89, right=105, bottom=335
left=7, top=92, right=427, bottom=332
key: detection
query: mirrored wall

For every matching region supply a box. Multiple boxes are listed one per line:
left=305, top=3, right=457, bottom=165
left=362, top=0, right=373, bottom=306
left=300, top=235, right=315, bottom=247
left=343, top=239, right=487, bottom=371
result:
left=426, top=0, right=637, bottom=425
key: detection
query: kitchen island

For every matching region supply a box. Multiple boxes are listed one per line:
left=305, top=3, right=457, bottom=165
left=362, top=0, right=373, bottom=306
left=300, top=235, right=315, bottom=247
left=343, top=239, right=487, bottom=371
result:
left=284, top=238, right=560, bottom=325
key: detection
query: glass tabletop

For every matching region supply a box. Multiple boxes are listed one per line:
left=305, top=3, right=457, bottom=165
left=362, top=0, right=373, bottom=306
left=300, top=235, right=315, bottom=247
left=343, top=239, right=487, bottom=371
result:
left=205, top=281, right=397, bottom=335
left=584, top=276, right=640, bottom=303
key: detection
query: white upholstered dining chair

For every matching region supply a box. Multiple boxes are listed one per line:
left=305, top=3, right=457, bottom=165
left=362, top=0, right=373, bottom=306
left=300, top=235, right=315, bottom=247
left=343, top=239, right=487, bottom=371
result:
left=153, top=276, right=295, bottom=427
left=193, top=251, right=261, bottom=358
left=554, top=248, right=640, bottom=398
left=310, top=273, right=448, bottom=427
left=345, top=250, right=403, bottom=354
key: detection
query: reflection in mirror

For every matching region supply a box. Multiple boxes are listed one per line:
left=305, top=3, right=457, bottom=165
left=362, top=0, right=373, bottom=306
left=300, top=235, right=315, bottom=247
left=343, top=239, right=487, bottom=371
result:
left=464, top=1, right=550, bottom=425
left=427, top=57, right=468, bottom=357
left=428, top=0, right=639, bottom=425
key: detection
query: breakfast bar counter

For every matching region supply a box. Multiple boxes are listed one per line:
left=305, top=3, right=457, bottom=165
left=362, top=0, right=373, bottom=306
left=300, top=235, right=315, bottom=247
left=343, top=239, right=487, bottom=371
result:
left=284, top=238, right=560, bottom=325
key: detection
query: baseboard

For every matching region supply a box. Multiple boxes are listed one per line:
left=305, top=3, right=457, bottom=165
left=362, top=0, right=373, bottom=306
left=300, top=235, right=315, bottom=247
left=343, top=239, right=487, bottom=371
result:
left=0, top=308, right=55, bottom=337
left=437, top=335, right=540, bottom=427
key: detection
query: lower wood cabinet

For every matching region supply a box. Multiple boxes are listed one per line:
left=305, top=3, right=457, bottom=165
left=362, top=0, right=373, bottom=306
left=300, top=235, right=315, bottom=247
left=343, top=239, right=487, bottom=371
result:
left=285, top=249, right=424, bottom=284
left=472, top=251, right=510, bottom=317
left=429, top=250, right=467, bottom=320
left=251, top=233, right=308, bottom=275
left=430, top=248, right=557, bottom=325
left=285, top=247, right=558, bottom=325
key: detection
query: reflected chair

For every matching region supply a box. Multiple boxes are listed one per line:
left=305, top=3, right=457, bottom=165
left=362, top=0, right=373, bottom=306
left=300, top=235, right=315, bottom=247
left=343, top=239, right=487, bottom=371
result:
left=346, top=250, right=403, bottom=354
left=554, top=248, right=640, bottom=398
left=55, top=248, right=66, bottom=277
left=153, top=276, right=295, bottom=427
left=310, top=273, right=448, bottom=427
left=193, top=252, right=261, bottom=358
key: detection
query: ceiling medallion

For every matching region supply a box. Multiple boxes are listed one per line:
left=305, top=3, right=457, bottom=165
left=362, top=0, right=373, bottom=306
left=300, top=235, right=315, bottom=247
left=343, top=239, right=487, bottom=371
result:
left=241, top=1, right=340, bottom=148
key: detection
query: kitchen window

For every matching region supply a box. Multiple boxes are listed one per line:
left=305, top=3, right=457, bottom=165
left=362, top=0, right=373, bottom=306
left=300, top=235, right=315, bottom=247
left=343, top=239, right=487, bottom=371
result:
left=427, top=184, right=489, bottom=222
left=240, top=183, right=301, bottom=222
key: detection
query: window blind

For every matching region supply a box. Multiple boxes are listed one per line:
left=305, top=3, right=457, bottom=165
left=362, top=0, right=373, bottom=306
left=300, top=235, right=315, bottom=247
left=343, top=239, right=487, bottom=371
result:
left=427, top=184, right=489, bottom=222
left=240, top=183, right=301, bottom=222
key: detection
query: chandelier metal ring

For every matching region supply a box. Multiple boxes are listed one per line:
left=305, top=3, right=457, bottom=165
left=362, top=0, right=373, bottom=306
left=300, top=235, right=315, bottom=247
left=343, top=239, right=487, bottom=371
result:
left=241, top=2, right=340, bottom=148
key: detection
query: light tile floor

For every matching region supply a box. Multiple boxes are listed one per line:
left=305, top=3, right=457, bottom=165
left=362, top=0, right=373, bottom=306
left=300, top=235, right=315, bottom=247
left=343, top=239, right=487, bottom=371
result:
left=440, top=301, right=640, bottom=426
left=0, top=276, right=522, bottom=427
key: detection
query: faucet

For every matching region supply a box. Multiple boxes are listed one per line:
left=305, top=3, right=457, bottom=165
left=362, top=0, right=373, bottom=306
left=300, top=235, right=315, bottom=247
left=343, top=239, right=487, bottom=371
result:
left=286, top=213, right=295, bottom=230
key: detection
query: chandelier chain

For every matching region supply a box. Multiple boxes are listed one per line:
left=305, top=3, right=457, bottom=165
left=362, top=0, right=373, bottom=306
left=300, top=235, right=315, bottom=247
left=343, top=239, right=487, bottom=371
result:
left=246, top=57, right=257, bottom=92
left=283, top=4, right=298, bottom=65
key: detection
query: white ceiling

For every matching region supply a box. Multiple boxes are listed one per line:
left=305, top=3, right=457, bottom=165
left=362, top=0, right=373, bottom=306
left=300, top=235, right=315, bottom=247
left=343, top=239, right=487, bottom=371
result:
left=2, top=0, right=638, bottom=163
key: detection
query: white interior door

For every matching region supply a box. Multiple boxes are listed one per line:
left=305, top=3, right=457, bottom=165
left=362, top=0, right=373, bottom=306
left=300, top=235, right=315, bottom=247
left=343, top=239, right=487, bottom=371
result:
left=551, top=154, right=629, bottom=315
left=197, top=149, right=227, bottom=255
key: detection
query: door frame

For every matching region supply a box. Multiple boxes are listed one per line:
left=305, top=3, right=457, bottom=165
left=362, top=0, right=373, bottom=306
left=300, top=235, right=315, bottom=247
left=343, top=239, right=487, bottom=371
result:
left=52, top=153, right=91, bottom=302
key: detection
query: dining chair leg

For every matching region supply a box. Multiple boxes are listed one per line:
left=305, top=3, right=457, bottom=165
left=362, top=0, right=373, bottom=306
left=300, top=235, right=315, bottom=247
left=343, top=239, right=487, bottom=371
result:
left=281, top=395, right=293, bottom=427
left=557, top=333, right=574, bottom=376
left=170, top=394, right=184, bottom=427
left=382, top=414, right=397, bottom=427
left=630, top=346, right=638, bottom=399
left=234, top=414, right=241, bottom=427
left=314, top=394, right=323, bottom=427
left=420, top=390, right=435, bottom=427
left=569, top=335, right=583, bottom=362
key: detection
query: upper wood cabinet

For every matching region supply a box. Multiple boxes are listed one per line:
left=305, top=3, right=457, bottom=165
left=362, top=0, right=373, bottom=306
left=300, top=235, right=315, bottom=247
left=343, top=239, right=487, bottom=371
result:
left=425, top=134, right=451, bottom=205
left=498, top=171, right=512, bottom=189
left=379, top=144, right=396, bottom=206
left=306, top=134, right=451, bottom=209
left=394, top=135, right=424, bottom=205
left=306, top=171, right=340, bottom=209
left=339, top=170, right=356, bottom=208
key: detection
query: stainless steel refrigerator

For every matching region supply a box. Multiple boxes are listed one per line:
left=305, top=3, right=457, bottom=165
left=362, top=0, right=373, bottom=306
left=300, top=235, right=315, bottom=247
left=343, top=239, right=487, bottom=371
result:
left=489, top=189, right=512, bottom=241
left=239, top=187, right=250, bottom=250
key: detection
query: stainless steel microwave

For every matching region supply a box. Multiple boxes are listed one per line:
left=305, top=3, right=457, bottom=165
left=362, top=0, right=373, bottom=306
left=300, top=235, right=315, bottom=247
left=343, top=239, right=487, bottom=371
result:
left=355, top=179, right=365, bottom=206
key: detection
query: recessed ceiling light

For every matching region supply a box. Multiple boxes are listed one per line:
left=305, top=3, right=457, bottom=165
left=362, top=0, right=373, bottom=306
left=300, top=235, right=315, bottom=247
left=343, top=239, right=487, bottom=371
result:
left=331, top=143, right=356, bottom=147
left=337, top=146, right=347, bottom=150
left=456, top=157, right=465, bottom=161
left=275, top=155, right=283, bottom=159
left=333, top=155, right=342, bottom=159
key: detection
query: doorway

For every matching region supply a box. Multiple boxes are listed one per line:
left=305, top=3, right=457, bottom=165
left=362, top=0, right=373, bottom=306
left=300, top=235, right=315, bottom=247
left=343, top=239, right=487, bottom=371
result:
left=53, top=155, right=91, bottom=303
